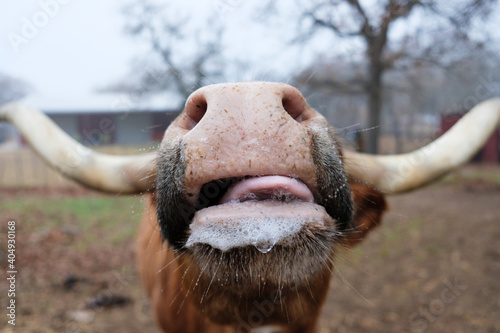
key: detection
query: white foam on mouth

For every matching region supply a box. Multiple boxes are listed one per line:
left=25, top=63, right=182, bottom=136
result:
left=187, top=216, right=302, bottom=252
left=185, top=201, right=330, bottom=252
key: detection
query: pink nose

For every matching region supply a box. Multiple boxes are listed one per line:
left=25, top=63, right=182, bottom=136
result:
left=183, top=82, right=309, bottom=129
left=178, top=82, right=318, bottom=199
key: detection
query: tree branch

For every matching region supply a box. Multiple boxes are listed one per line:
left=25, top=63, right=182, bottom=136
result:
left=346, top=0, right=374, bottom=39
left=104, top=0, right=226, bottom=101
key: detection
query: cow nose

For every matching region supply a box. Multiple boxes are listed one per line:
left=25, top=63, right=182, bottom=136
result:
left=280, top=85, right=308, bottom=120
left=182, top=82, right=309, bottom=130
left=184, top=90, right=208, bottom=125
left=180, top=82, right=317, bottom=198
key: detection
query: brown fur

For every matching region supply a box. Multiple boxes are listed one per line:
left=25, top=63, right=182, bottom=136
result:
left=341, top=184, right=388, bottom=246
left=137, top=184, right=387, bottom=332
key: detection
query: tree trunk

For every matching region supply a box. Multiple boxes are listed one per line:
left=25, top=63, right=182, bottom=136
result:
left=365, top=58, right=383, bottom=154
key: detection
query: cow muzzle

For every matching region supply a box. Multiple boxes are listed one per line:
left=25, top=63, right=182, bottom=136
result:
left=156, top=82, right=351, bottom=252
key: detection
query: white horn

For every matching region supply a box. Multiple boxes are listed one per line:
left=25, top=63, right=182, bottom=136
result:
left=0, top=103, right=156, bottom=193
left=344, top=98, right=500, bottom=193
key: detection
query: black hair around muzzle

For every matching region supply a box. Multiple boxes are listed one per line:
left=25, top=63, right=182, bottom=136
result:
left=156, top=142, right=195, bottom=251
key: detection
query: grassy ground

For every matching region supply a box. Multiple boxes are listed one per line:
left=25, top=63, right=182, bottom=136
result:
left=0, top=165, right=499, bottom=332
left=0, top=189, right=156, bottom=332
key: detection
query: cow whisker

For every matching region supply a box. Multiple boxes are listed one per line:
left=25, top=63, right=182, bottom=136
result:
left=169, top=287, right=185, bottom=308
left=138, top=173, right=156, bottom=181
left=173, top=263, right=196, bottom=315
left=171, top=256, right=189, bottom=275
left=294, top=284, right=305, bottom=317
left=192, top=248, right=213, bottom=294
left=176, top=298, right=186, bottom=315
left=200, top=252, right=223, bottom=304
left=157, top=252, right=183, bottom=273
left=282, top=293, right=290, bottom=324
left=331, top=260, right=373, bottom=306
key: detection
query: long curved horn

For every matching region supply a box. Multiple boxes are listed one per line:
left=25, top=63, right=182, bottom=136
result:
left=0, top=103, right=156, bottom=193
left=344, top=98, right=500, bottom=194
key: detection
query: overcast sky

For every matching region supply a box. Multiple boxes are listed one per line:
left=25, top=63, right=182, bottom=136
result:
left=2, top=1, right=137, bottom=109
left=1, top=0, right=318, bottom=111
left=2, top=0, right=499, bottom=111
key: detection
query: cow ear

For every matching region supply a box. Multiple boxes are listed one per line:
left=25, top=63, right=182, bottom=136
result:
left=340, top=184, right=388, bottom=247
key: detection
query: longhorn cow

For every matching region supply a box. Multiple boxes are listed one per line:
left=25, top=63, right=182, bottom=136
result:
left=1, top=82, right=499, bottom=333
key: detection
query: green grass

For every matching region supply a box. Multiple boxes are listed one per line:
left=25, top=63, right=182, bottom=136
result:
left=373, top=218, right=424, bottom=259
left=440, top=167, right=500, bottom=185
left=0, top=194, right=143, bottom=249
left=470, top=171, right=500, bottom=184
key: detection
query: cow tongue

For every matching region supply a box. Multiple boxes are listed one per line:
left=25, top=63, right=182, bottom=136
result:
left=220, top=176, right=315, bottom=204
left=186, top=176, right=332, bottom=252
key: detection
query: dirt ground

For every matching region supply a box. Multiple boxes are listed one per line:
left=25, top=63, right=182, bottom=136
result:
left=1, top=165, right=499, bottom=333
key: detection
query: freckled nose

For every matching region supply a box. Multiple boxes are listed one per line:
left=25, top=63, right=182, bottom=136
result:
left=180, top=82, right=308, bottom=131
left=181, top=82, right=317, bottom=200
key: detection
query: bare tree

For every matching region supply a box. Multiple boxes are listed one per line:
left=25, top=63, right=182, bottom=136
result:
left=104, top=1, right=226, bottom=105
left=275, top=0, right=498, bottom=153
left=0, top=73, right=30, bottom=105
left=294, top=48, right=500, bottom=153
left=0, top=73, right=30, bottom=144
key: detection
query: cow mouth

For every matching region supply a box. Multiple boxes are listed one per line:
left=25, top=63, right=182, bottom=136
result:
left=221, top=175, right=315, bottom=203
left=186, top=176, right=335, bottom=252
left=196, top=175, right=315, bottom=208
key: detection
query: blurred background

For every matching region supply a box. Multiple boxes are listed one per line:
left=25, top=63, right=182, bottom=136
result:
left=1, top=1, right=499, bottom=332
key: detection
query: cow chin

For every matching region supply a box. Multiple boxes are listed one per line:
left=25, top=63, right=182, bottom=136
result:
left=178, top=225, right=338, bottom=326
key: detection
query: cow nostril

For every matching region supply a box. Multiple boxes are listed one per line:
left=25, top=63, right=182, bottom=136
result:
left=281, top=88, right=307, bottom=122
left=184, top=93, right=208, bottom=128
